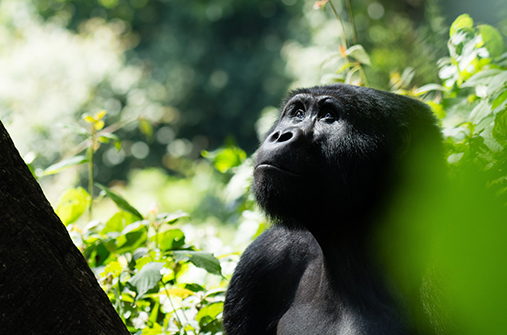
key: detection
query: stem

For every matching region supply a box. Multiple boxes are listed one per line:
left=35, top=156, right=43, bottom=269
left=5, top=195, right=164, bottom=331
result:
left=328, top=0, right=348, bottom=49
left=344, top=0, right=358, bottom=45
left=88, top=128, right=95, bottom=219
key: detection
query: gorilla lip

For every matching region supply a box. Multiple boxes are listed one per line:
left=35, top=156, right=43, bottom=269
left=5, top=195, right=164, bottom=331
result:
left=255, top=164, right=302, bottom=177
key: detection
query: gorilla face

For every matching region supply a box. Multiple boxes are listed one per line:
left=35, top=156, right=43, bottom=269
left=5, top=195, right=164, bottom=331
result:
left=252, top=84, right=435, bottom=233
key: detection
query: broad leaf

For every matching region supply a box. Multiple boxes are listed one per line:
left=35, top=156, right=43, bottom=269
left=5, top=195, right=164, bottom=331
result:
left=479, top=25, right=504, bottom=58
left=95, top=183, right=143, bottom=220
left=127, top=262, right=164, bottom=300
left=173, top=251, right=222, bottom=276
left=345, top=45, right=371, bottom=66
left=56, top=187, right=90, bottom=225
left=42, top=155, right=88, bottom=176
left=450, top=14, right=473, bottom=37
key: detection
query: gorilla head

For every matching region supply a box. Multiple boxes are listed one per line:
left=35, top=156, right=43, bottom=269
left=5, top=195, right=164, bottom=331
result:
left=252, top=84, right=442, bottom=236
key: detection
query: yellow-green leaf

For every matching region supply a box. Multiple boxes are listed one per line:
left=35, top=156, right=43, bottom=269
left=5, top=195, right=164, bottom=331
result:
left=479, top=25, right=504, bottom=58
left=56, top=187, right=91, bottom=225
left=450, top=14, right=473, bottom=37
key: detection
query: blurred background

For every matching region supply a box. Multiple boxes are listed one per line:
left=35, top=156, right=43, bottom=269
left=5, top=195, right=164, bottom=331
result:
left=2, top=0, right=507, bottom=333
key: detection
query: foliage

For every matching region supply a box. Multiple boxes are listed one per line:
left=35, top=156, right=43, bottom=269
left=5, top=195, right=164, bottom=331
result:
left=429, top=14, right=507, bottom=201
left=62, top=183, right=227, bottom=334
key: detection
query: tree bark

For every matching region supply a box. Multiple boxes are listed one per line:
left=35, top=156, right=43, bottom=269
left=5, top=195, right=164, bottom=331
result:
left=0, top=121, right=129, bottom=334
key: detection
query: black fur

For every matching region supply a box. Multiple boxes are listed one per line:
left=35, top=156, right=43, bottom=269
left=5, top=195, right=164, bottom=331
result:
left=223, top=84, right=443, bottom=335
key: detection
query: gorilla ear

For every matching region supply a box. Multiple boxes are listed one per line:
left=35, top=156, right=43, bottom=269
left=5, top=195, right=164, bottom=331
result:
left=396, top=125, right=411, bottom=158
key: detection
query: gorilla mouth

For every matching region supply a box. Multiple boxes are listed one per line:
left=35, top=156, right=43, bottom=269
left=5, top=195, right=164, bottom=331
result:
left=255, top=164, right=302, bottom=177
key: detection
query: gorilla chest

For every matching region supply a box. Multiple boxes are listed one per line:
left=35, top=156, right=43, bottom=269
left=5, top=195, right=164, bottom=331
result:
left=275, top=257, right=409, bottom=335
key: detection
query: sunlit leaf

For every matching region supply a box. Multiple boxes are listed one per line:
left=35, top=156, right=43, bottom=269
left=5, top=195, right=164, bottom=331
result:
left=116, top=222, right=148, bottom=254
left=413, top=84, right=448, bottom=96
left=479, top=25, right=504, bottom=58
left=56, top=187, right=91, bottom=225
left=153, top=229, right=186, bottom=251
left=492, top=90, right=507, bottom=110
left=162, top=288, right=195, bottom=299
left=345, top=45, right=371, bottom=66
left=450, top=14, right=473, bottom=37
left=42, top=155, right=88, bottom=176
left=93, top=120, right=105, bottom=131
left=127, top=262, right=164, bottom=300
left=462, top=69, right=503, bottom=88
left=103, top=211, right=137, bottom=234
left=157, top=210, right=189, bottom=224
left=470, top=100, right=492, bottom=124
left=95, top=183, right=143, bottom=220
left=173, top=251, right=222, bottom=276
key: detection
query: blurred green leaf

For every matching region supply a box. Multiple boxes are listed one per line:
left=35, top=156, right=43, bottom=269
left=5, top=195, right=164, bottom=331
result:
left=56, top=187, right=91, bottom=225
left=492, top=90, right=507, bottom=110
left=115, top=221, right=147, bottom=254
left=127, top=262, right=164, bottom=300
left=173, top=251, right=222, bottom=276
left=203, top=146, right=247, bottom=173
left=157, top=210, right=189, bottom=224
left=345, top=45, right=371, bottom=66
left=103, top=211, right=137, bottom=234
left=196, top=302, right=224, bottom=332
left=95, top=183, right=143, bottom=220
left=479, top=25, right=504, bottom=58
left=139, top=118, right=153, bottom=141
left=42, top=155, right=88, bottom=176
left=450, top=14, right=474, bottom=37
left=99, top=133, right=122, bottom=151
left=493, top=109, right=507, bottom=144
left=154, top=229, right=186, bottom=251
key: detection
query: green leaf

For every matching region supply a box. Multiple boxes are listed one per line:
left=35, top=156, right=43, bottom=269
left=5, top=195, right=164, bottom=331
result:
left=157, top=210, right=189, bottom=224
left=115, top=221, right=148, bottom=254
left=345, top=45, right=371, bottom=66
left=462, top=69, right=503, bottom=88
left=42, top=155, right=88, bottom=176
left=173, top=251, right=222, bottom=276
left=493, top=109, right=507, bottom=144
left=127, top=262, right=164, bottom=300
left=196, top=302, right=223, bottom=322
left=470, top=100, right=492, bottom=124
left=99, top=133, right=122, bottom=151
left=413, top=84, right=448, bottom=96
left=492, top=90, right=507, bottom=110
left=450, top=14, right=474, bottom=37
left=203, top=146, right=247, bottom=173
left=56, top=187, right=91, bottom=225
left=102, top=211, right=137, bottom=234
left=95, top=183, right=143, bottom=220
left=139, top=118, right=153, bottom=141
left=155, top=229, right=185, bottom=251
left=479, top=25, right=504, bottom=58
left=196, top=302, right=224, bottom=332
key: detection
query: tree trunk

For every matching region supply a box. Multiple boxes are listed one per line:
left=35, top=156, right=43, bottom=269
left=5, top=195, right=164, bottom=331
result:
left=0, top=121, right=129, bottom=335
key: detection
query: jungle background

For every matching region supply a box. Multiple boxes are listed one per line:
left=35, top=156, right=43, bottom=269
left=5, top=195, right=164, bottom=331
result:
left=1, top=0, right=507, bottom=333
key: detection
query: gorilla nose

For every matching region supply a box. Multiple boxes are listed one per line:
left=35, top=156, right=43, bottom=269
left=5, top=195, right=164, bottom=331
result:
left=268, top=127, right=304, bottom=144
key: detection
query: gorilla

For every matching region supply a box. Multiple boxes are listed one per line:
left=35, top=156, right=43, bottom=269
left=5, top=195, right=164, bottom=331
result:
left=223, top=84, right=444, bottom=335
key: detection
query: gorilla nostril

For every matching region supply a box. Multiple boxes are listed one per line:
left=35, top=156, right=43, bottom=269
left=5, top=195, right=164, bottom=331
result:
left=269, top=131, right=280, bottom=142
left=278, top=132, right=293, bottom=142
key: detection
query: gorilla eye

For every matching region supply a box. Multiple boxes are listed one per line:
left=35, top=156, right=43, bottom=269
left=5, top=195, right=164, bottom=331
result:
left=294, top=109, right=305, bottom=120
left=321, top=111, right=335, bottom=121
